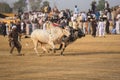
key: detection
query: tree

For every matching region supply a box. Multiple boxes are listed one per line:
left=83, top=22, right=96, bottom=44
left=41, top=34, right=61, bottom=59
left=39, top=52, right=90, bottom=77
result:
left=41, top=1, right=50, bottom=12
left=0, top=2, right=12, bottom=13
left=91, top=0, right=97, bottom=13
left=97, top=0, right=105, bottom=11
left=29, top=0, right=42, bottom=11
left=42, top=0, right=50, bottom=7
left=13, top=0, right=26, bottom=12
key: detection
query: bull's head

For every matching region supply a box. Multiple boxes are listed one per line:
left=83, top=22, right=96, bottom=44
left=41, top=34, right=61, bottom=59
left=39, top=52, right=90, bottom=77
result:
left=63, top=27, right=70, bottom=37
left=77, top=29, right=85, bottom=38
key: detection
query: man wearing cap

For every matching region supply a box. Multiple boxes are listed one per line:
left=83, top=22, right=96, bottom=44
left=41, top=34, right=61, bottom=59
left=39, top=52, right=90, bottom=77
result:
left=8, top=25, right=22, bottom=56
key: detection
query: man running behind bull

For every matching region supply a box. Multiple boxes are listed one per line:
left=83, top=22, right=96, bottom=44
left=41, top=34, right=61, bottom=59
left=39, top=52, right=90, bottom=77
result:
left=8, top=25, right=22, bottom=56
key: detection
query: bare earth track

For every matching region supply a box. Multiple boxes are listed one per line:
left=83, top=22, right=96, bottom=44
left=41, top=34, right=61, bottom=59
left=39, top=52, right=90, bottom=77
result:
left=0, top=35, right=120, bottom=80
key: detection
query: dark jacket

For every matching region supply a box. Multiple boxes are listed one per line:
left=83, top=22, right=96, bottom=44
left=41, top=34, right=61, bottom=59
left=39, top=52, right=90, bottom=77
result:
left=8, top=29, right=19, bottom=41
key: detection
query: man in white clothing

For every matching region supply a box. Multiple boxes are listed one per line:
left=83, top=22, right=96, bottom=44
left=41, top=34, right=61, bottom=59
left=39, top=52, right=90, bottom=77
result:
left=98, top=19, right=105, bottom=37
left=116, top=19, right=120, bottom=34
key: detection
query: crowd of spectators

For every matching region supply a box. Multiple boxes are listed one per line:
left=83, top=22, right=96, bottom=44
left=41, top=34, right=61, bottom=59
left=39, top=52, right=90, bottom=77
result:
left=0, top=1, right=120, bottom=38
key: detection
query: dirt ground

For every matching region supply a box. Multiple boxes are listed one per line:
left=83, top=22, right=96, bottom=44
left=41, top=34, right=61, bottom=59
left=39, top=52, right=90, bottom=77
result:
left=0, top=35, right=120, bottom=80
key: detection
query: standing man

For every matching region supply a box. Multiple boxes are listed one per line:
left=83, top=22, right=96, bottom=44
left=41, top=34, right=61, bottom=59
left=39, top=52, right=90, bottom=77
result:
left=74, top=5, right=79, bottom=14
left=106, top=19, right=110, bottom=34
left=2, top=22, right=7, bottom=37
left=91, top=18, right=97, bottom=37
left=116, top=18, right=120, bottom=34
left=104, top=1, right=109, bottom=10
left=8, top=25, right=22, bottom=56
left=91, top=0, right=96, bottom=13
left=98, top=19, right=105, bottom=37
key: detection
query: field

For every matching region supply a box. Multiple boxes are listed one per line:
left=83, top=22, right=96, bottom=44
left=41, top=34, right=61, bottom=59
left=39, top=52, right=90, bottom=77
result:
left=0, top=35, right=120, bottom=80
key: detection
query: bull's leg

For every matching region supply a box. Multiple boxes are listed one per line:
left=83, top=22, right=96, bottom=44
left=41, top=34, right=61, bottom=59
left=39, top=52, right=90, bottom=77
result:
left=41, top=44, right=49, bottom=53
left=60, top=42, right=67, bottom=55
left=48, top=42, right=56, bottom=53
left=32, top=39, right=39, bottom=56
left=50, top=44, right=62, bottom=51
left=58, top=44, right=63, bottom=50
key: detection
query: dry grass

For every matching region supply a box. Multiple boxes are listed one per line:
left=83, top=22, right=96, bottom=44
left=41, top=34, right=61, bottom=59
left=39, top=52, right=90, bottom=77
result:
left=0, top=35, right=120, bottom=80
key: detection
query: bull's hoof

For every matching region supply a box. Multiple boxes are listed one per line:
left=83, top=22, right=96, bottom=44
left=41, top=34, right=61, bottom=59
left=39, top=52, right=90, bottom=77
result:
left=37, top=54, right=42, bottom=57
left=22, top=54, right=25, bottom=56
left=49, top=48, right=52, bottom=51
left=39, top=55, right=42, bottom=57
left=9, top=54, right=13, bottom=56
left=54, top=50, right=56, bottom=53
left=17, top=54, right=24, bottom=56
left=42, top=51, right=46, bottom=54
left=60, top=52, right=64, bottom=56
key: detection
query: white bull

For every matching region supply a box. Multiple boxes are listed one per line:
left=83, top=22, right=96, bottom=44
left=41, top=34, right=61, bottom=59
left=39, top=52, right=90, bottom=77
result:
left=31, top=27, right=70, bottom=56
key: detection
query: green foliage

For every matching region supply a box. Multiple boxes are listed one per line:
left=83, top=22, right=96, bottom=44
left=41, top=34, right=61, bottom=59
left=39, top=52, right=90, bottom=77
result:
left=91, top=0, right=96, bottom=6
left=29, top=0, right=42, bottom=11
left=97, top=0, right=105, bottom=11
left=41, top=0, right=50, bottom=12
left=13, top=0, right=42, bottom=11
left=42, top=1, right=50, bottom=7
left=13, top=0, right=26, bottom=12
left=0, top=2, right=12, bottom=13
